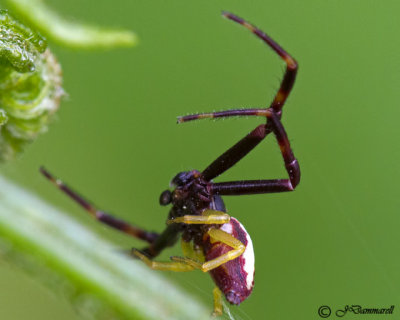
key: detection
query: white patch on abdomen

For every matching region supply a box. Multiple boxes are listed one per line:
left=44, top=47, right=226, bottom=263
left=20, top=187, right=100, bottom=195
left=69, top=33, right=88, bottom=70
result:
left=220, top=218, right=255, bottom=291
left=238, top=220, right=255, bottom=290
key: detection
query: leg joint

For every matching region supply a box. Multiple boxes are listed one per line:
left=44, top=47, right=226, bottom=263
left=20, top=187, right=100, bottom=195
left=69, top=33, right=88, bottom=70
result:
left=286, top=159, right=300, bottom=188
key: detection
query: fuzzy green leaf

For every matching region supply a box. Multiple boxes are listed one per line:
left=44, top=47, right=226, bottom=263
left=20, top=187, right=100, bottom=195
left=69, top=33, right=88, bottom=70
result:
left=0, top=10, right=63, bottom=161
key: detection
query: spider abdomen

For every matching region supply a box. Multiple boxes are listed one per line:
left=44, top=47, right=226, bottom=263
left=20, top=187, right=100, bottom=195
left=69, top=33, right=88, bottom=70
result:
left=205, top=217, right=255, bottom=305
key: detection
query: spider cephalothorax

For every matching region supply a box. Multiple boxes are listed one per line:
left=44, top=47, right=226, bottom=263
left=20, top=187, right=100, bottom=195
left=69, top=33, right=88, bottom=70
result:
left=170, top=170, right=212, bottom=213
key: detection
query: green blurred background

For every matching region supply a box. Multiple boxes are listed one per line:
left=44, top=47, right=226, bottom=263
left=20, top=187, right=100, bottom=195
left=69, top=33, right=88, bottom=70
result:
left=1, top=0, right=400, bottom=319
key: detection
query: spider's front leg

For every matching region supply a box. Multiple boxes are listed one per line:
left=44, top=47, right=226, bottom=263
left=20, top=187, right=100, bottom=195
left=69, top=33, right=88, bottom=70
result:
left=166, top=209, right=230, bottom=225
left=178, top=108, right=300, bottom=194
left=175, top=12, right=301, bottom=192
left=221, top=11, right=297, bottom=113
left=211, top=111, right=300, bottom=195
left=178, top=10, right=298, bottom=126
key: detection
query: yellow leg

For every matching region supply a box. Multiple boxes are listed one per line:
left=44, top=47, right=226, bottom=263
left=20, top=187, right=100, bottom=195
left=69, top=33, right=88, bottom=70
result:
left=171, top=229, right=245, bottom=272
left=170, top=256, right=203, bottom=269
left=167, top=209, right=230, bottom=225
left=212, top=287, right=223, bottom=317
left=132, top=249, right=195, bottom=272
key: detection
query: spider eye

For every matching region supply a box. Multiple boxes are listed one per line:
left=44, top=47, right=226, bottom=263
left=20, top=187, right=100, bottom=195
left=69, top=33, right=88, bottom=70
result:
left=159, top=190, right=172, bottom=206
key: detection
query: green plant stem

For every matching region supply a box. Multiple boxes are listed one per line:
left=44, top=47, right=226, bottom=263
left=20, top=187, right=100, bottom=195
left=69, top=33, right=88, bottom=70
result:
left=6, top=0, right=137, bottom=49
left=0, top=175, right=210, bottom=320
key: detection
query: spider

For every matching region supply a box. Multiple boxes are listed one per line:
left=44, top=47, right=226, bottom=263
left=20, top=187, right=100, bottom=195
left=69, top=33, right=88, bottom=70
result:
left=40, top=11, right=300, bottom=317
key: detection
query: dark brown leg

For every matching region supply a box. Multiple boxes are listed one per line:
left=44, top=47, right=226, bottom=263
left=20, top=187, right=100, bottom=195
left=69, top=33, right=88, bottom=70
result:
left=202, top=124, right=268, bottom=181
left=139, top=223, right=181, bottom=258
left=178, top=108, right=270, bottom=123
left=178, top=11, right=298, bottom=125
left=211, top=112, right=300, bottom=195
left=40, top=167, right=159, bottom=244
left=212, top=179, right=293, bottom=195
left=222, top=11, right=297, bottom=113
left=178, top=12, right=300, bottom=185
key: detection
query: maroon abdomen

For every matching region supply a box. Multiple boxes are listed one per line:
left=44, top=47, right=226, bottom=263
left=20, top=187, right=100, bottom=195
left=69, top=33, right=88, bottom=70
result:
left=205, top=218, right=255, bottom=305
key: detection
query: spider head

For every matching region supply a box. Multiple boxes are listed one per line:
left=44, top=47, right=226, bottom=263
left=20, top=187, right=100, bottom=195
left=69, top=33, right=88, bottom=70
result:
left=159, top=170, right=203, bottom=207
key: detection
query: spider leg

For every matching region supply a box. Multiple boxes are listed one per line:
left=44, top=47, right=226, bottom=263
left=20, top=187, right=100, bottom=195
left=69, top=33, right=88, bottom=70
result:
left=177, top=12, right=299, bottom=185
left=170, top=228, right=245, bottom=272
left=177, top=108, right=271, bottom=123
left=212, top=287, right=223, bottom=317
left=131, top=248, right=195, bottom=272
left=201, top=121, right=268, bottom=181
left=40, top=167, right=159, bottom=244
left=223, top=11, right=297, bottom=113
left=211, top=111, right=300, bottom=195
left=179, top=108, right=299, bottom=192
left=178, top=11, right=297, bottom=126
left=167, top=209, right=230, bottom=225
left=133, top=233, right=205, bottom=270
left=140, top=223, right=181, bottom=258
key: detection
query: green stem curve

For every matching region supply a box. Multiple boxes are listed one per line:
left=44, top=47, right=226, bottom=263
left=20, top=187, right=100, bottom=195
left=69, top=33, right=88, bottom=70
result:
left=6, top=0, right=137, bottom=49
